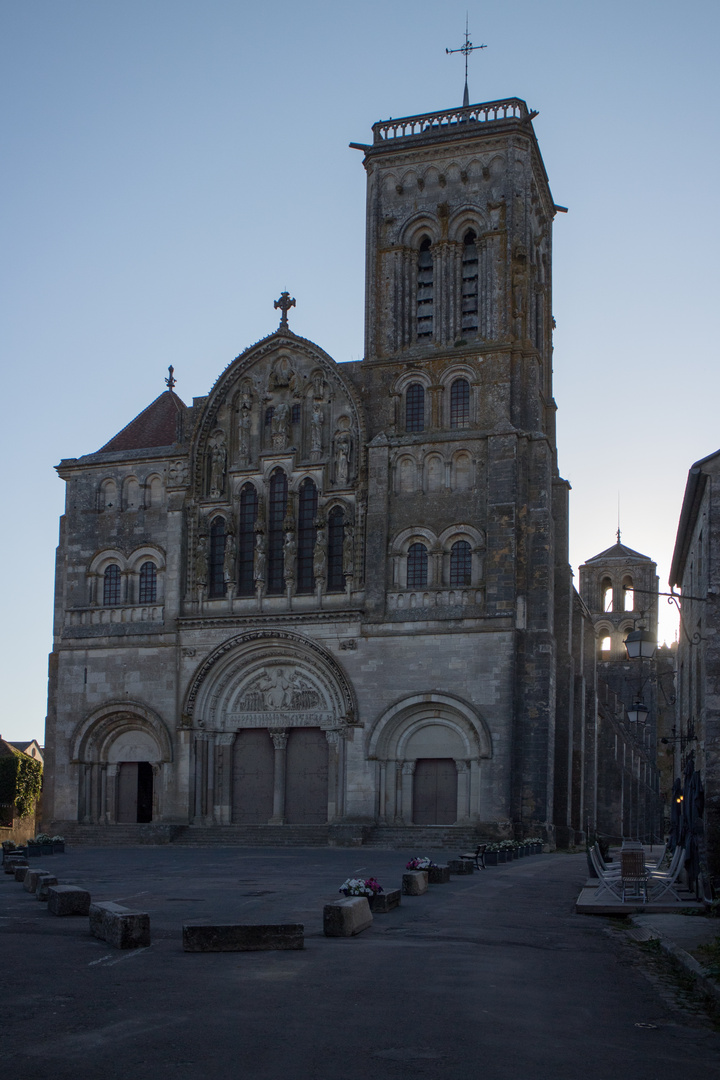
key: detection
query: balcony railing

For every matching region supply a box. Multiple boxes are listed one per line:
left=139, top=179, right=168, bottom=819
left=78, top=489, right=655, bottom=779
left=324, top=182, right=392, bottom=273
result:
left=372, top=99, right=529, bottom=145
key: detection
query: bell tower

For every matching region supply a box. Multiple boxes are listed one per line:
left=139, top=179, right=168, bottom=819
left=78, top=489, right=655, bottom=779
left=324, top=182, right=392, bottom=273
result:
left=356, top=98, right=556, bottom=374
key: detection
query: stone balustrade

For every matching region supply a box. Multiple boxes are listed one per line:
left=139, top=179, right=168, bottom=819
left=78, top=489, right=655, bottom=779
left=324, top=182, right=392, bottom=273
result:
left=372, top=99, right=529, bottom=144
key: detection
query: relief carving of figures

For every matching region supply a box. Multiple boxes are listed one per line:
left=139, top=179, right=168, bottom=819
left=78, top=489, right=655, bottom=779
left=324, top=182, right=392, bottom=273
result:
left=253, top=532, right=266, bottom=585
left=168, top=460, right=189, bottom=488
left=195, top=534, right=208, bottom=585
left=313, top=527, right=327, bottom=586
left=283, top=529, right=297, bottom=586
left=271, top=402, right=291, bottom=450
left=310, top=403, right=324, bottom=453
left=269, top=355, right=294, bottom=390
left=240, top=668, right=321, bottom=712
left=342, top=524, right=354, bottom=578
left=209, top=431, right=227, bottom=498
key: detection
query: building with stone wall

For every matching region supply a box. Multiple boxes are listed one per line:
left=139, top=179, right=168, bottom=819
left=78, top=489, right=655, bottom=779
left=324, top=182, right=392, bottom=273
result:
left=44, top=95, right=595, bottom=845
left=670, top=449, right=720, bottom=888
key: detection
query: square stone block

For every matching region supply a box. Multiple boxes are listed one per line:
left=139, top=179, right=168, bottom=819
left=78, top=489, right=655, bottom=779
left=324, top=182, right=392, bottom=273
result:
left=35, top=875, right=59, bottom=900
left=47, top=885, right=91, bottom=916
left=448, top=860, right=474, bottom=875
left=368, top=888, right=401, bottom=913
left=402, top=871, right=429, bottom=895
left=4, top=857, right=27, bottom=874
left=428, top=865, right=451, bottom=884
left=323, top=897, right=373, bottom=936
left=182, top=923, right=304, bottom=952
left=89, top=901, right=151, bottom=949
left=14, top=865, right=30, bottom=882
left=23, top=868, right=51, bottom=893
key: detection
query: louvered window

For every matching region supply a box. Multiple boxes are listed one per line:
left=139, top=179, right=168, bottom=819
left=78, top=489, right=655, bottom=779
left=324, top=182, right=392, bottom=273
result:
left=417, top=237, right=433, bottom=339
left=461, top=230, right=479, bottom=333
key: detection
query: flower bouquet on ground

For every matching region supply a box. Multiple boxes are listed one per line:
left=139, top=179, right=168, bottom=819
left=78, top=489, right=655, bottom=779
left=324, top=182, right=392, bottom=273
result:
left=406, top=857, right=434, bottom=870
left=339, top=877, right=384, bottom=898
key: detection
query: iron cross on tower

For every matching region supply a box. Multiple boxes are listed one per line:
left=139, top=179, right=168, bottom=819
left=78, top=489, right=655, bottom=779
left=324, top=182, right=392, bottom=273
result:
left=446, top=17, right=486, bottom=108
left=274, top=291, right=296, bottom=329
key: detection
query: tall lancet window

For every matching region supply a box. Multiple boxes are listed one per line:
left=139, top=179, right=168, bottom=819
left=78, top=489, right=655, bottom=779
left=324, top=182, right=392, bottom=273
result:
left=238, top=483, right=258, bottom=596
left=209, top=517, right=226, bottom=598
left=268, top=469, right=288, bottom=594
left=297, top=478, right=318, bottom=594
left=461, top=230, right=479, bottom=334
left=416, top=237, right=434, bottom=339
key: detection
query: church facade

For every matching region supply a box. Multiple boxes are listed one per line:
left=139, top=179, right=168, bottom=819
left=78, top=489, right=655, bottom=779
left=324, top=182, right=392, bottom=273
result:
left=45, top=97, right=578, bottom=843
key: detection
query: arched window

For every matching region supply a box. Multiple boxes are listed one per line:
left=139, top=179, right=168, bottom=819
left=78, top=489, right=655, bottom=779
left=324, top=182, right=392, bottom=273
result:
left=461, top=230, right=479, bottom=333
left=600, top=634, right=612, bottom=654
left=297, top=479, right=318, bottom=594
left=601, top=577, right=613, bottom=613
left=450, top=378, right=470, bottom=429
left=407, top=543, right=428, bottom=588
left=100, top=479, right=117, bottom=512
left=238, top=484, right=258, bottom=596
left=103, top=564, right=121, bottom=606
left=327, top=507, right=345, bottom=592
left=417, top=237, right=433, bottom=339
left=268, top=469, right=288, bottom=594
left=450, top=541, right=472, bottom=587
left=406, top=383, right=425, bottom=432
left=209, top=518, right=226, bottom=598
left=622, top=576, right=634, bottom=611
left=138, top=562, right=157, bottom=604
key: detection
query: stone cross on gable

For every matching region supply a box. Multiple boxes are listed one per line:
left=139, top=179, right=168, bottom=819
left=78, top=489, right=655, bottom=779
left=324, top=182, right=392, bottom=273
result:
left=274, top=292, right=296, bottom=329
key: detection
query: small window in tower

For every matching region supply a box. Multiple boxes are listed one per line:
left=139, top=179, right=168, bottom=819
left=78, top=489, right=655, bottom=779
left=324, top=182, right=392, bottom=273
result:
left=103, top=564, right=121, bottom=606
left=600, top=634, right=611, bottom=653
left=450, top=378, right=470, bottom=429
left=461, top=230, right=479, bottom=333
left=406, top=383, right=425, bottom=432
left=601, top=578, right=613, bottom=613
left=407, top=543, right=428, bottom=588
left=416, top=237, right=434, bottom=339
left=139, top=562, right=157, bottom=604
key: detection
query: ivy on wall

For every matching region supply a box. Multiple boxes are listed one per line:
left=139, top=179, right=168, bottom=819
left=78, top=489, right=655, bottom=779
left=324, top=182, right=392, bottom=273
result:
left=0, top=748, right=43, bottom=821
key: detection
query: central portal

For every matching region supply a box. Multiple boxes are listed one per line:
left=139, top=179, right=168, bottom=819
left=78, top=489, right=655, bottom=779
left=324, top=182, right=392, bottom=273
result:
left=231, top=727, right=328, bottom=824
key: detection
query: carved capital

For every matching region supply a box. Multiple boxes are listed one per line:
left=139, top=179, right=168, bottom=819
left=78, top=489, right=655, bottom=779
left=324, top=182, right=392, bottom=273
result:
left=270, top=730, right=288, bottom=751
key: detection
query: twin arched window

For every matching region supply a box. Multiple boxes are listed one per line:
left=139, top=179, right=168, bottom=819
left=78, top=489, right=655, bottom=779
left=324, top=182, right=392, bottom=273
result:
left=403, top=538, right=475, bottom=590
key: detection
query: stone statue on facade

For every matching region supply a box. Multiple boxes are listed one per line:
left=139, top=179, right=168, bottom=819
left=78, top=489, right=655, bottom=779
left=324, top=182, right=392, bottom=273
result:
left=223, top=526, right=236, bottom=584
left=343, top=524, right=354, bottom=579
left=313, top=527, right=327, bottom=587
left=209, top=433, right=227, bottom=498
left=283, top=530, right=297, bottom=587
left=271, top=402, right=291, bottom=450
left=253, top=532, right=266, bottom=586
left=195, top=535, right=208, bottom=585
left=310, top=403, right=323, bottom=454
left=334, top=430, right=351, bottom=485
left=238, top=406, right=251, bottom=462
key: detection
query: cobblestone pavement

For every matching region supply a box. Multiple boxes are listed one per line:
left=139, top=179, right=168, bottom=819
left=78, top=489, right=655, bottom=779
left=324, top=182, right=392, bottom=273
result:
left=2, top=847, right=718, bottom=1080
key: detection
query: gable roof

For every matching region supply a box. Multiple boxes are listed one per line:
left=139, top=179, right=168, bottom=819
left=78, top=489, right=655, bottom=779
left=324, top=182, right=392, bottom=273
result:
left=98, top=390, right=187, bottom=453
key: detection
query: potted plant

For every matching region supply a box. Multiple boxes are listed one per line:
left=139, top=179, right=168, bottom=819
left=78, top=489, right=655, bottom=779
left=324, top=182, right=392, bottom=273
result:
left=28, top=833, right=54, bottom=856
left=406, top=857, right=432, bottom=870
left=339, top=876, right=384, bottom=909
left=484, top=844, right=501, bottom=866
left=51, top=835, right=65, bottom=854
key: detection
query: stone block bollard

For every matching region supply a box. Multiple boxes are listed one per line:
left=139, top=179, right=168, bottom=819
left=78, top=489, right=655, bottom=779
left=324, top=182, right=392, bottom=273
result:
left=182, top=923, right=304, bottom=952
left=48, top=886, right=91, bottom=916
left=23, top=868, right=51, bottom=893
left=89, top=902, right=151, bottom=949
left=448, top=860, right=474, bottom=875
left=368, top=888, right=401, bottom=913
left=35, top=875, right=59, bottom=900
left=402, top=871, right=429, bottom=895
left=14, top=865, right=30, bottom=882
left=323, top=897, right=373, bottom=936
left=428, top=865, right=451, bottom=884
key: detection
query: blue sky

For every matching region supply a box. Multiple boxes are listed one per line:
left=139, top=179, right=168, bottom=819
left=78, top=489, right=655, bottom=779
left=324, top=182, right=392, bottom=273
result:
left=2, top=1, right=719, bottom=741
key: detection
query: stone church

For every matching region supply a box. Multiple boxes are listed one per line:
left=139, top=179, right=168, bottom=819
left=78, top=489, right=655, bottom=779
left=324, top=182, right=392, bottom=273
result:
left=45, top=96, right=581, bottom=845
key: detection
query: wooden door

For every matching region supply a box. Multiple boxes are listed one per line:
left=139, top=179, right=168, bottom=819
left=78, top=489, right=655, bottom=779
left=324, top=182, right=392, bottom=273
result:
left=232, top=730, right=274, bottom=823
left=285, top=728, right=328, bottom=824
left=117, top=762, right=138, bottom=823
left=412, top=758, right=458, bottom=825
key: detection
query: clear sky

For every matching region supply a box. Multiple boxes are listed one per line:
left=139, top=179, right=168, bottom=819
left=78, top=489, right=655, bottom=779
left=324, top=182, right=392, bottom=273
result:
left=2, top=1, right=718, bottom=742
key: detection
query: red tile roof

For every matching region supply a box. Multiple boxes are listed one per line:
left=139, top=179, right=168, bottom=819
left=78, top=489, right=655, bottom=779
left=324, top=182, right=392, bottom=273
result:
left=99, top=391, right=187, bottom=453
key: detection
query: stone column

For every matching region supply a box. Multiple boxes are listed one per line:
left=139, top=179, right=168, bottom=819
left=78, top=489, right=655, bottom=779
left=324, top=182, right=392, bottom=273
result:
left=326, top=729, right=341, bottom=822
left=455, top=760, right=470, bottom=822
left=106, top=764, right=118, bottom=824
left=269, top=730, right=288, bottom=824
left=401, top=760, right=416, bottom=824
left=377, top=760, right=387, bottom=824
left=214, top=734, right=235, bottom=825
left=99, top=763, right=108, bottom=824
left=151, top=762, right=162, bottom=822
left=394, top=761, right=404, bottom=823
left=80, top=764, right=93, bottom=823
left=193, top=735, right=209, bottom=824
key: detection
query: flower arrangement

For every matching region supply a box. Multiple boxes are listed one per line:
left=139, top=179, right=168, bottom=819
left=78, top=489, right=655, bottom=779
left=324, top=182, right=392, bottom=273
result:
left=339, top=877, right=384, bottom=897
left=51, top=835, right=65, bottom=843
left=406, top=857, right=434, bottom=870
left=32, top=833, right=53, bottom=845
